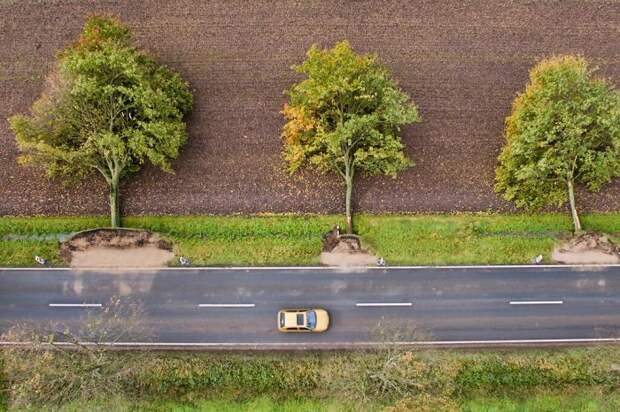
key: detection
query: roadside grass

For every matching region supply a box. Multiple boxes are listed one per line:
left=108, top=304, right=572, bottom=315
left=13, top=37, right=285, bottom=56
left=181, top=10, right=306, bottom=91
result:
left=23, top=396, right=367, bottom=412
left=0, top=213, right=619, bottom=266
left=0, top=216, right=107, bottom=236
left=9, top=390, right=620, bottom=411
left=1, top=346, right=619, bottom=411
left=123, top=215, right=343, bottom=266
left=0, top=240, right=63, bottom=267
left=462, top=388, right=620, bottom=412
left=0, top=358, right=5, bottom=412
left=355, top=214, right=566, bottom=265
left=173, top=237, right=322, bottom=266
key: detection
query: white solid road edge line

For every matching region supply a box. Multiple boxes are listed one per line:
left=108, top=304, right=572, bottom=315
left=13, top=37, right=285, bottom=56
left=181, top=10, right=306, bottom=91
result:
left=356, top=302, right=413, bottom=307
left=197, top=303, right=256, bottom=308
left=48, top=303, right=102, bottom=308
left=4, top=264, right=620, bottom=271
left=509, top=300, right=564, bottom=305
left=0, top=337, right=618, bottom=347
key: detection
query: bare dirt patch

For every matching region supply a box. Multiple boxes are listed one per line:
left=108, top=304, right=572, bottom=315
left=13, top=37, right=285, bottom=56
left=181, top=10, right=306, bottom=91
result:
left=320, top=236, right=378, bottom=267
left=61, top=228, right=174, bottom=268
left=552, top=232, right=620, bottom=264
left=320, top=251, right=378, bottom=267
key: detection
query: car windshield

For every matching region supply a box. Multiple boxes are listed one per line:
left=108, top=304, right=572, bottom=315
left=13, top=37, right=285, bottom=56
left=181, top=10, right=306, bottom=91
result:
left=306, top=311, right=317, bottom=329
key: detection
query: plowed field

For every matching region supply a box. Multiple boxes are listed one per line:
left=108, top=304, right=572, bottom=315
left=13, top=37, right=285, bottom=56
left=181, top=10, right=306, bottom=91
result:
left=1, top=1, right=619, bottom=216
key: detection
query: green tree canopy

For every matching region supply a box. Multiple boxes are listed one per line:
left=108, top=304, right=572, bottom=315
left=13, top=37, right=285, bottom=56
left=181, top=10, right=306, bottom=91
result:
left=495, top=55, right=620, bottom=232
left=9, top=15, right=193, bottom=227
left=282, top=41, right=420, bottom=233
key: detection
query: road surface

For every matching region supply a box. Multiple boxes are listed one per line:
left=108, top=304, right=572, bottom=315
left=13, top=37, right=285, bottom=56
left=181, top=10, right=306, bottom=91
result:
left=1, top=266, right=619, bottom=348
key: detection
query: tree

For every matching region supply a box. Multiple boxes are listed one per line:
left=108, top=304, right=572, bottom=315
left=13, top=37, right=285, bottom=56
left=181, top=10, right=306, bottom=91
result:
left=495, top=55, right=620, bottom=233
left=282, top=41, right=420, bottom=233
left=9, top=16, right=193, bottom=227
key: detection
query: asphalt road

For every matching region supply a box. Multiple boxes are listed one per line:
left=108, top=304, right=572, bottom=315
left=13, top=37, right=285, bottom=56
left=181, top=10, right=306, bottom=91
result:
left=1, top=266, right=619, bottom=348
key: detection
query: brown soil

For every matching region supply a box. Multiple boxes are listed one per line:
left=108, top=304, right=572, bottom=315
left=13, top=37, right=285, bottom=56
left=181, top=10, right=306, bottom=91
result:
left=61, top=229, right=174, bottom=268
left=320, top=238, right=378, bottom=267
left=1, top=1, right=619, bottom=217
left=552, top=232, right=620, bottom=265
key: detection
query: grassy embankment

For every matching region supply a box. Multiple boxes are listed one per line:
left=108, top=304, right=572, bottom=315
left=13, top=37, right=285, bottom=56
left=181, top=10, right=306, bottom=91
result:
left=16, top=391, right=620, bottom=411
left=1, top=346, right=619, bottom=411
left=1, top=213, right=619, bottom=267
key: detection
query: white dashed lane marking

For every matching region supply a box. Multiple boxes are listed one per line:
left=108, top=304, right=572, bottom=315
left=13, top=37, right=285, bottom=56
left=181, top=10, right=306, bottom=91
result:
left=356, top=302, right=413, bottom=307
left=48, top=303, right=102, bottom=308
left=509, top=300, right=564, bottom=305
left=197, top=303, right=256, bottom=308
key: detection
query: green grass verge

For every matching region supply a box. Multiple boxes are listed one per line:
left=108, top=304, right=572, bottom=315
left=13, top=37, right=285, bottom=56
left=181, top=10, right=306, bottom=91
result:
left=0, top=213, right=619, bottom=266
left=463, top=388, right=620, bottom=412
left=9, top=390, right=620, bottom=412
left=355, top=214, right=564, bottom=265
left=0, top=357, right=5, bottom=412
left=2, top=346, right=619, bottom=411
left=0, top=240, right=65, bottom=267
left=22, top=396, right=365, bottom=412
left=11, top=390, right=620, bottom=412
left=0, top=216, right=108, bottom=236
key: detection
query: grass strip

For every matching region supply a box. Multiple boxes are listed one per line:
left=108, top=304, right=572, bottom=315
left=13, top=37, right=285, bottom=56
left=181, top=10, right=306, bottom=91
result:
left=462, top=388, right=620, bottom=412
left=2, top=346, right=618, bottom=411
left=0, top=213, right=619, bottom=266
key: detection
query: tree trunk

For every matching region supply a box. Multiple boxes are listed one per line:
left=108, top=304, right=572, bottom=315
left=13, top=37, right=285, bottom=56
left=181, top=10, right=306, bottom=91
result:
left=345, top=176, right=353, bottom=234
left=109, top=175, right=121, bottom=228
left=344, top=163, right=353, bottom=234
left=567, top=178, right=582, bottom=234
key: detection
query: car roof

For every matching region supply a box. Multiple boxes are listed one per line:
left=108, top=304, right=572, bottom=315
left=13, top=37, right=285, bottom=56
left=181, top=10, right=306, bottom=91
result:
left=283, top=311, right=306, bottom=328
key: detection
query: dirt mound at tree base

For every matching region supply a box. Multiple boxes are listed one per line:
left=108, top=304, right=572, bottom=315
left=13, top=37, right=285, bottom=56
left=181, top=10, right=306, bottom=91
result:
left=552, top=232, right=620, bottom=264
left=61, top=228, right=174, bottom=268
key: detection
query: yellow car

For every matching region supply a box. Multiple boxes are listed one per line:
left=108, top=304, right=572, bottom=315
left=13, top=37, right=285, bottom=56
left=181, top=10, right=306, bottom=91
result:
left=277, top=308, right=330, bottom=332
